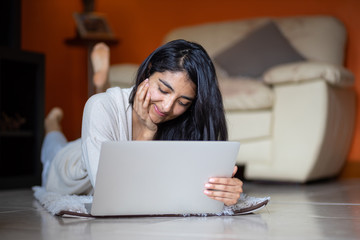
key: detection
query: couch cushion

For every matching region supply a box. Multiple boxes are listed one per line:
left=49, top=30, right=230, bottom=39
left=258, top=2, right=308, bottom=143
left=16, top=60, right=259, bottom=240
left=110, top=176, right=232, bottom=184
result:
left=164, top=16, right=346, bottom=66
left=214, top=21, right=305, bottom=78
left=219, top=77, right=274, bottom=110
left=109, top=64, right=139, bottom=88
left=274, top=16, right=346, bottom=65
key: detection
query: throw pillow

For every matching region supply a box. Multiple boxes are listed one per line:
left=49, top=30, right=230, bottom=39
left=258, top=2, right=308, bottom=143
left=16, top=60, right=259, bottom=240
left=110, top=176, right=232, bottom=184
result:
left=214, top=21, right=306, bottom=78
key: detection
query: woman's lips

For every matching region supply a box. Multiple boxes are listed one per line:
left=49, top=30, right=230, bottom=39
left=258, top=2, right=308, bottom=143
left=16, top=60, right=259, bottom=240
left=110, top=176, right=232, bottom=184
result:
left=154, top=104, right=166, bottom=117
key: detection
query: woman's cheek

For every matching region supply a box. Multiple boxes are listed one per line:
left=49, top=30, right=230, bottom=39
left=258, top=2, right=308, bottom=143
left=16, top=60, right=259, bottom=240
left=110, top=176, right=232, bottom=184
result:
left=148, top=88, right=160, bottom=102
left=172, top=106, right=186, bottom=119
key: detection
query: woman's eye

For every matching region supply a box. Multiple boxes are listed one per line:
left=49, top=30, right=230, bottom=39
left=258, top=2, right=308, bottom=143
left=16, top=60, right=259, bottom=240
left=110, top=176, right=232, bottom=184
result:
left=158, top=87, right=167, bottom=94
left=178, top=100, right=190, bottom=107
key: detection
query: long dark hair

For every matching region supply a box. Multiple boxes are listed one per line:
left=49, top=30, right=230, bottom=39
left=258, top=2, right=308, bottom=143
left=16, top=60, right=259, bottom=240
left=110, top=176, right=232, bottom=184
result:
left=129, top=39, right=227, bottom=141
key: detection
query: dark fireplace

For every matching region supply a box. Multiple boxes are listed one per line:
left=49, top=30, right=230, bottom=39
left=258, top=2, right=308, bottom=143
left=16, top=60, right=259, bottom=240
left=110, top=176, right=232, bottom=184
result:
left=0, top=0, right=45, bottom=189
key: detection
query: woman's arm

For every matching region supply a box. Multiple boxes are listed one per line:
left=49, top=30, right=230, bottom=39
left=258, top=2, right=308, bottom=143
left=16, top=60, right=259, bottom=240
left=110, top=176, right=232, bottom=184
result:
left=203, top=166, right=243, bottom=206
left=132, top=79, right=157, bottom=140
left=81, top=90, right=130, bottom=187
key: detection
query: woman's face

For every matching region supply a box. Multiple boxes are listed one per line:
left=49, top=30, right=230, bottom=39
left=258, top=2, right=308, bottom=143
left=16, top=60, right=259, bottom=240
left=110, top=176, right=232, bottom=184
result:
left=147, top=71, right=196, bottom=124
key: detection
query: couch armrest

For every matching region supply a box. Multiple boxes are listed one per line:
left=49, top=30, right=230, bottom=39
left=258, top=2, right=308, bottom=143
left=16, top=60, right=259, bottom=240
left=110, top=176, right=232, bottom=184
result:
left=245, top=80, right=356, bottom=182
left=263, top=61, right=354, bottom=87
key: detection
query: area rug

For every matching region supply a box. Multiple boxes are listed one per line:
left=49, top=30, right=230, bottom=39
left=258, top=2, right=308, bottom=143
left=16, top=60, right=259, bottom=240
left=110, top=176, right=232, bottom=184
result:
left=33, top=186, right=270, bottom=218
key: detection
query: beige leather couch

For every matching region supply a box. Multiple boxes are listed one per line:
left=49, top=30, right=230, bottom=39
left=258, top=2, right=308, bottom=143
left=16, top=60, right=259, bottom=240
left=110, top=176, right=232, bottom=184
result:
left=109, top=16, right=356, bottom=183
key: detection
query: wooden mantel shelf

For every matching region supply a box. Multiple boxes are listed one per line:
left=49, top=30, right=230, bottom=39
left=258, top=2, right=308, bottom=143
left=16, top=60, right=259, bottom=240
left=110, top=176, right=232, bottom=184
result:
left=64, top=36, right=119, bottom=46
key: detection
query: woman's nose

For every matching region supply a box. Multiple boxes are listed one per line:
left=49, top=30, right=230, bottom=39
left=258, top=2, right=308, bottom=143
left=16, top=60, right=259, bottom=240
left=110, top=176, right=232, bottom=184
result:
left=162, top=97, right=176, bottom=113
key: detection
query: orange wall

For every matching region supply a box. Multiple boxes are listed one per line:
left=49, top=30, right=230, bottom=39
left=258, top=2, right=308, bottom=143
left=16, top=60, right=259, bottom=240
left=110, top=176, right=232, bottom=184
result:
left=22, top=0, right=360, bottom=161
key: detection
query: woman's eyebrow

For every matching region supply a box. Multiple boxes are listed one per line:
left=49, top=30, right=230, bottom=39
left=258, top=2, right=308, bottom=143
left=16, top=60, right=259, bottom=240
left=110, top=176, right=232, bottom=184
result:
left=159, top=79, right=194, bottom=101
left=159, top=79, right=174, bottom=92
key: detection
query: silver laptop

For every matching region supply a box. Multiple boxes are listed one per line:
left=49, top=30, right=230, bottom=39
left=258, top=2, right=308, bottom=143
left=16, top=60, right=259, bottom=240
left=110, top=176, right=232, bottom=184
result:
left=90, top=141, right=240, bottom=216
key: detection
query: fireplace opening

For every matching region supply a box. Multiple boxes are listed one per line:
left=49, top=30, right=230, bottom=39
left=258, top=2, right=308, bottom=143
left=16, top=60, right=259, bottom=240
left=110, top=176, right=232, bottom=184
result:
left=0, top=48, right=44, bottom=188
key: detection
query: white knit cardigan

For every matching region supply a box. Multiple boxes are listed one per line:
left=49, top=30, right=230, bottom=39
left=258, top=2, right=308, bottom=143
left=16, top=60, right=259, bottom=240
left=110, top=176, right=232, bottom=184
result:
left=45, top=87, right=133, bottom=195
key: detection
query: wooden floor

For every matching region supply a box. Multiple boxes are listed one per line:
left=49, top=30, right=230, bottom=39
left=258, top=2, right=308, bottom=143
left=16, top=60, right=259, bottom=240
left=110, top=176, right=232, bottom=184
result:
left=1, top=178, right=360, bottom=240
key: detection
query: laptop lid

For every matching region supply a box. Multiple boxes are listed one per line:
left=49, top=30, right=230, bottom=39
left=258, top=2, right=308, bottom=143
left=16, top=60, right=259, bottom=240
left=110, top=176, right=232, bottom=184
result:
left=91, top=141, right=240, bottom=216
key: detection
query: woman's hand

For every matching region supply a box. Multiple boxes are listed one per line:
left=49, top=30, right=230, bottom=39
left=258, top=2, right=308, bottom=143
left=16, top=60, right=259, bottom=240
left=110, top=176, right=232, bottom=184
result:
left=204, top=166, right=243, bottom=206
left=132, top=79, right=157, bottom=140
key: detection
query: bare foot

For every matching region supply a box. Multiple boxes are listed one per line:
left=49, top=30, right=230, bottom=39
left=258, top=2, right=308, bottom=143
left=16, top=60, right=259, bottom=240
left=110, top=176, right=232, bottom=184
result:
left=91, top=42, right=110, bottom=93
left=45, top=107, right=64, bottom=134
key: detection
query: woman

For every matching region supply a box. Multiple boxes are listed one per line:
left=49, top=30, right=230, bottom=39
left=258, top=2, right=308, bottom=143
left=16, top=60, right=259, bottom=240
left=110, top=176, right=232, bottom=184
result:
left=42, top=39, right=243, bottom=206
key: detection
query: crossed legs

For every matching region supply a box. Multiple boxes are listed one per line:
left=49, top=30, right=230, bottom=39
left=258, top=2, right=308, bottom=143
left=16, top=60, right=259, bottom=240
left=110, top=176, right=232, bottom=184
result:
left=41, top=43, right=111, bottom=186
left=91, top=42, right=111, bottom=94
left=45, top=42, right=111, bottom=134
